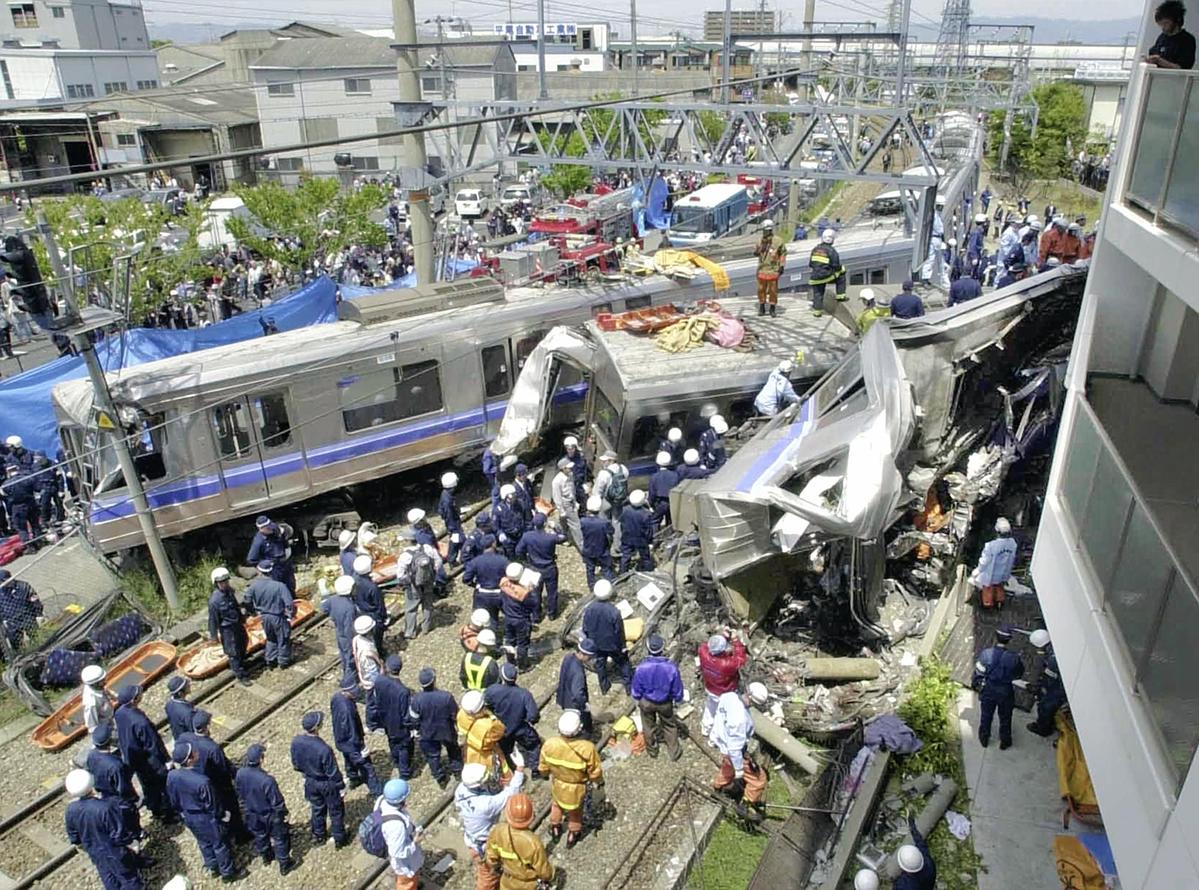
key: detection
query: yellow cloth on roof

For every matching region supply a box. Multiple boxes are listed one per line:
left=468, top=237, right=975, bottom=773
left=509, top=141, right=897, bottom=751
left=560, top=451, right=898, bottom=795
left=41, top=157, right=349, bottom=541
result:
left=653, top=249, right=730, bottom=291
left=655, top=315, right=720, bottom=353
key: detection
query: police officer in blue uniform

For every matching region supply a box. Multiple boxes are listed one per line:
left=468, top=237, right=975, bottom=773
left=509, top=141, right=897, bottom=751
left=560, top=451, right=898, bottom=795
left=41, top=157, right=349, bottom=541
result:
left=179, top=710, right=248, bottom=844
left=207, top=567, right=251, bottom=687
left=515, top=513, right=567, bottom=621
left=338, top=529, right=358, bottom=576
left=482, top=444, right=500, bottom=507
left=86, top=724, right=143, bottom=844
left=289, top=711, right=349, bottom=847
left=64, top=769, right=145, bottom=890
left=0, top=567, right=43, bottom=650
left=246, top=515, right=295, bottom=593
left=513, top=463, right=536, bottom=521
left=677, top=449, right=712, bottom=482
left=114, top=685, right=175, bottom=825
left=485, top=663, right=543, bottom=774
left=407, top=667, right=462, bottom=788
left=460, top=513, right=494, bottom=564
left=245, top=559, right=295, bottom=669
left=556, top=640, right=594, bottom=735
left=1028, top=654, right=1067, bottom=738
left=972, top=626, right=1025, bottom=749
left=648, top=452, right=680, bottom=529
left=235, top=743, right=297, bottom=874
left=619, top=490, right=655, bottom=573
left=368, top=654, right=414, bottom=779
left=164, top=675, right=195, bottom=743
left=438, top=471, right=465, bottom=565
left=2, top=463, right=40, bottom=545
left=464, top=535, right=508, bottom=631
left=331, top=678, right=383, bottom=796
left=500, top=562, right=539, bottom=669
left=580, top=496, right=615, bottom=592
left=493, top=486, right=527, bottom=561
left=699, top=415, right=728, bottom=471
left=656, top=426, right=684, bottom=467
left=167, top=742, right=245, bottom=882
left=351, top=554, right=388, bottom=653
left=563, top=436, right=589, bottom=503
left=323, top=575, right=359, bottom=686
left=582, top=580, right=632, bottom=694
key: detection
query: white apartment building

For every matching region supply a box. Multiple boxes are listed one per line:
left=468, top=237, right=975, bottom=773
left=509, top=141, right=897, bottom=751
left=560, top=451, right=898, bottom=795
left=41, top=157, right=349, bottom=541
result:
left=487, top=21, right=610, bottom=73
left=1030, top=1, right=1199, bottom=886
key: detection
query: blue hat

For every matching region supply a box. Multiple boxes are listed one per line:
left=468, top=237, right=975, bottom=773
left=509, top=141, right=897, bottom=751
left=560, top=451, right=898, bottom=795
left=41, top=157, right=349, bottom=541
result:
left=91, top=723, right=114, bottom=747
left=117, top=684, right=141, bottom=705
left=255, top=515, right=272, bottom=529
left=578, top=638, right=597, bottom=656
left=707, top=634, right=729, bottom=656
left=500, top=662, right=518, bottom=683
left=902, top=279, right=915, bottom=291
left=515, top=463, right=528, bottom=475
left=482, top=533, right=497, bottom=548
left=0, top=569, right=10, bottom=583
left=647, top=634, right=665, bottom=655
left=191, top=710, right=212, bottom=732
left=243, top=743, right=266, bottom=767
left=172, top=741, right=193, bottom=764
left=532, top=513, right=546, bottom=527
left=340, top=676, right=360, bottom=693
left=996, top=625, right=1014, bottom=642
left=301, top=711, right=323, bottom=732
left=476, top=513, right=493, bottom=529
left=385, top=654, right=403, bottom=673
left=418, top=667, right=436, bottom=688
left=257, top=559, right=274, bottom=573
left=384, top=778, right=410, bottom=804
left=167, top=675, right=189, bottom=695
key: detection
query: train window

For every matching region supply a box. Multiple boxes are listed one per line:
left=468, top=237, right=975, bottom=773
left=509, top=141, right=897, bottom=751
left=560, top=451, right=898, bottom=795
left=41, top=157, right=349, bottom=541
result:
left=515, top=331, right=544, bottom=371
left=132, top=413, right=167, bottom=481
left=481, top=344, right=511, bottom=399
left=253, top=393, right=292, bottom=450
left=624, top=295, right=651, bottom=311
left=591, top=302, right=612, bottom=317
left=849, top=271, right=866, bottom=286
left=212, top=401, right=253, bottom=459
left=340, top=360, right=444, bottom=432
left=870, top=268, right=886, bottom=284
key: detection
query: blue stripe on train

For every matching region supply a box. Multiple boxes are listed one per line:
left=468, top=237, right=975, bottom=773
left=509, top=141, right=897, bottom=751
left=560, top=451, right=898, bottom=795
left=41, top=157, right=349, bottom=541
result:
left=735, top=398, right=816, bottom=494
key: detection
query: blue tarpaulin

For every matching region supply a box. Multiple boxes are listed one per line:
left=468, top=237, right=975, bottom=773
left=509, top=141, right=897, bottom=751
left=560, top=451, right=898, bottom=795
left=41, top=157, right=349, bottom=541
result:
left=646, top=176, right=671, bottom=230
left=0, top=276, right=339, bottom=457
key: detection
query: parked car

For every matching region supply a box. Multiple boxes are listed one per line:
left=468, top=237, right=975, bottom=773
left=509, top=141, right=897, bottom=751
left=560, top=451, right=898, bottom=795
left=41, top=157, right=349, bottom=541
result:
left=499, top=183, right=538, bottom=211
left=455, top=188, right=488, bottom=219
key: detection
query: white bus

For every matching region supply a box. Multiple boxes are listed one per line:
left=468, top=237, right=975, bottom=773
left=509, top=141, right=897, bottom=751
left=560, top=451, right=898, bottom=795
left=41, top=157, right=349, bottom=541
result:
left=667, top=183, right=750, bottom=246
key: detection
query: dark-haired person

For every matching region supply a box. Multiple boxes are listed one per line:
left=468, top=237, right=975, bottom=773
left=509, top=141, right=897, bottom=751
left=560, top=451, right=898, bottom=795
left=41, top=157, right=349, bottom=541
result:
left=1148, top=1, right=1195, bottom=69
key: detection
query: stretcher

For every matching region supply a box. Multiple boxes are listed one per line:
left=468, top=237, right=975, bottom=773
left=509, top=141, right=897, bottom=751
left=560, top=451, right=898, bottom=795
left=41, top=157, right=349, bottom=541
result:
left=176, top=599, right=316, bottom=679
left=30, top=640, right=177, bottom=752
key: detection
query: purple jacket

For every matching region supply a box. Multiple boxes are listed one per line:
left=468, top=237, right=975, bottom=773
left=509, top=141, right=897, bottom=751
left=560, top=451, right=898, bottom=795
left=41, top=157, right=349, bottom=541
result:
left=631, top=656, right=684, bottom=704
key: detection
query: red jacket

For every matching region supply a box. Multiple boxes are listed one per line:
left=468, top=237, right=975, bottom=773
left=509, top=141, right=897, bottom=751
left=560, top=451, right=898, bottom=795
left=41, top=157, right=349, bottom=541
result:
left=698, top=639, right=747, bottom=696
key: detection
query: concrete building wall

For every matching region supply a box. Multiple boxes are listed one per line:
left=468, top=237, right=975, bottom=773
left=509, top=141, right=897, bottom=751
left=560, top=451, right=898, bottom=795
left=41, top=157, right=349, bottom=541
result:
left=0, top=48, right=155, bottom=105
left=1, top=0, right=147, bottom=50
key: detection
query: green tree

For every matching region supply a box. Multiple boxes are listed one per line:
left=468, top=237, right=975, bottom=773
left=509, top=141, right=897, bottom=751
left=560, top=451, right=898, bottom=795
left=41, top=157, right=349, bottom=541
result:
left=988, top=82, right=1086, bottom=178
left=541, top=165, right=593, bottom=198
left=226, top=177, right=388, bottom=275
left=695, top=110, right=727, bottom=149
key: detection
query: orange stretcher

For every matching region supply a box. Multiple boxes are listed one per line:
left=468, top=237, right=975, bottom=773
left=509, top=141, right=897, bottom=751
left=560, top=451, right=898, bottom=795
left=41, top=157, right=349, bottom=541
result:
left=176, top=599, right=317, bottom=679
left=31, top=640, right=178, bottom=752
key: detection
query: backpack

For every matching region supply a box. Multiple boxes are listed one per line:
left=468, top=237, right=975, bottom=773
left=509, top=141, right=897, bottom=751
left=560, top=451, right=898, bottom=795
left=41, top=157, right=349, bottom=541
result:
left=410, top=547, right=436, bottom=592
left=358, top=807, right=403, bottom=858
left=607, top=465, right=628, bottom=506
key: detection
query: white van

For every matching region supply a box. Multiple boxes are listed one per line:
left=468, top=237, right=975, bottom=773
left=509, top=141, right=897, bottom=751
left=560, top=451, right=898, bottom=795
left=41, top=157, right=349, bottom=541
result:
left=455, top=188, right=488, bottom=219
left=197, top=196, right=254, bottom=251
left=499, top=183, right=537, bottom=211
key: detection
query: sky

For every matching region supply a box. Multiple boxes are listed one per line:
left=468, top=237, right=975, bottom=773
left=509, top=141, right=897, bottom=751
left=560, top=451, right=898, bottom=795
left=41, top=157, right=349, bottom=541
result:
left=141, top=0, right=1139, bottom=39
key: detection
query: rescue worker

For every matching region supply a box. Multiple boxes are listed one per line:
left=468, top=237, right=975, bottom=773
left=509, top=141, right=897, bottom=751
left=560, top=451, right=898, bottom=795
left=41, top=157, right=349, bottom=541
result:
left=369, top=655, right=415, bottom=779
left=677, top=448, right=712, bottom=482
left=352, top=614, right=384, bottom=703
left=456, top=764, right=528, bottom=890
left=492, top=485, right=525, bottom=562
left=331, top=678, right=383, bottom=796
left=235, top=744, right=297, bottom=874
left=755, top=218, right=787, bottom=317
left=512, top=463, right=536, bottom=521
left=966, top=213, right=988, bottom=278
left=457, top=689, right=508, bottom=783
left=465, top=534, right=509, bottom=631
left=709, top=682, right=770, bottom=820
left=1023, top=218, right=1042, bottom=269
left=245, top=515, right=295, bottom=593
left=592, top=451, right=628, bottom=522
left=856, top=288, right=891, bottom=333
left=619, top=489, right=655, bottom=572
left=408, top=667, right=463, bottom=788
left=482, top=443, right=500, bottom=507
left=338, top=528, right=358, bottom=576
left=582, top=579, right=631, bottom=694
left=499, top=563, right=538, bottom=667
left=64, top=768, right=144, bottom=890
left=972, top=625, right=1024, bottom=749
left=515, top=513, right=566, bottom=621
left=699, top=414, right=728, bottom=471
left=557, top=640, right=595, bottom=736
left=854, top=869, right=880, bottom=890
left=551, top=457, right=583, bottom=551
left=439, top=471, right=465, bottom=565
left=542, top=710, right=605, bottom=847
left=3, top=463, right=40, bottom=545
left=461, top=608, right=493, bottom=654
left=994, top=255, right=1026, bottom=290
left=580, top=496, right=615, bottom=591
left=753, top=360, right=800, bottom=417
left=808, top=228, right=846, bottom=317
left=245, top=559, right=295, bottom=669
left=0, top=568, right=42, bottom=648
left=486, top=792, right=555, bottom=887
left=1061, top=222, right=1083, bottom=263
left=975, top=517, right=1017, bottom=610
left=648, top=451, right=680, bottom=529
left=948, top=269, right=983, bottom=305
left=562, top=435, right=589, bottom=502
left=180, top=710, right=247, bottom=844
left=462, top=628, right=501, bottom=691
left=164, top=675, right=195, bottom=743
left=323, top=575, right=360, bottom=686
left=631, top=634, right=684, bottom=760
left=1039, top=216, right=1067, bottom=264
left=1027, top=654, right=1067, bottom=738
left=486, top=662, right=543, bottom=775
left=352, top=554, right=389, bottom=653
left=207, top=567, right=251, bottom=687
left=657, top=426, right=684, bottom=466
left=699, top=628, right=749, bottom=735
left=289, top=710, right=349, bottom=848
left=80, top=663, right=115, bottom=741
left=895, top=812, right=937, bottom=889
left=397, top=526, right=443, bottom=639
left=86, top=723, right=142, bottom=844
left=890, top=280, right=925, bottom=319
left=114, top=685, right=174, bottom=825
left=462, top=513, right=496, bottom=564
left=166, top=742, right=244, bottom=882
left=378, top=779, right=424, bottom=890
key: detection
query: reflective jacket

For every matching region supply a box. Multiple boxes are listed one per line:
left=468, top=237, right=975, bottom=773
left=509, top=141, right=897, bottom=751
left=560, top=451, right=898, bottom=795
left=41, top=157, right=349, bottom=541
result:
left=456, top=709, right=507, bottom=772
left=755, top=235, right=786, bottom=278
left=485, top=822, right=555, bottom=889
left=808, top=243, right=843, bottom=284
left=541, top=735, right=603, bottom=811
left=461, top=651, right=500, bottom=691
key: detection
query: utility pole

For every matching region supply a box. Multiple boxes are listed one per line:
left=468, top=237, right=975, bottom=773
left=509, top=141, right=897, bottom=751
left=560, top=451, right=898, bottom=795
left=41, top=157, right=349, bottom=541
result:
left=392, top=0, right=434, bottom=284
left=799, top=0, right=815, bottom=101
left=721, top=0, right=731, bottom=104
left=35, top=211, right=180, bottom=611
left=537, top=0, right=548, bottom=100
left=630, top=0, right=639, bottom=97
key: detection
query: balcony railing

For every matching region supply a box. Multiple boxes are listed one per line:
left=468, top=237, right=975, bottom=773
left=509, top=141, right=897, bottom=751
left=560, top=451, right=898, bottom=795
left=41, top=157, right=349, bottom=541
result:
left=1125, top=66, right=1199, bottom=241
left=1058, top=396, right=1199, bottom=786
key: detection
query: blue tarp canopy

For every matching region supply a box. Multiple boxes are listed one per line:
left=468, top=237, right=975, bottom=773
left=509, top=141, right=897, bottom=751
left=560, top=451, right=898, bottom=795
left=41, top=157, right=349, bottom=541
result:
left=0, top=276, right=339, bottom=456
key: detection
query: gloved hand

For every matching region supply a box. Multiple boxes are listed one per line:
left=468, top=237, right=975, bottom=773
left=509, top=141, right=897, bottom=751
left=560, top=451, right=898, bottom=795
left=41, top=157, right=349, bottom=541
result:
left=340, top=789, right=347, bottom=799
left=499, top=533, right=508, bottom=543
left=591, top=784, right=606, bottom=806
left=361, top=747, right=370, bottom=759
left=451, top=533, right=462, bottom=544
left=221, top=811, right=231, bottom=823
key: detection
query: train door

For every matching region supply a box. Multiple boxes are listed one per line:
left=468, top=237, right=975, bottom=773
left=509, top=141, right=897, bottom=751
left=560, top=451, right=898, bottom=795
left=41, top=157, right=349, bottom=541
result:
left=210, top=390, right=305, bottom=508
left=479, top=340, right=514, bottom=435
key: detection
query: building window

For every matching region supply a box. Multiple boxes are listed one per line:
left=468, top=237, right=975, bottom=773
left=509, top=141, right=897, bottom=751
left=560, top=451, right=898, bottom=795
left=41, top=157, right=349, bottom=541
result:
left=344, top=77, right=372, bottom=95
left=135, top=79, right=157, bottom=90
left=66, top=83, right=96, bottom=99
left=10, top=3, right=37, bottom=27
left=275, top=157, right=304, bottom=171
left=420, top=73, right=443, bottom=94
left=351, top=156, right=380, bottom=171
left=0, top=61, right=11, bottom=101
left=50, top=5, right=64, bottom=17
left=266, top=82, right=294, bottom=97
left=103, top=81, right=128, bottom=94
left=580, top=27, right=593, bottom=49
left=116, top=133, right=136, bottom=146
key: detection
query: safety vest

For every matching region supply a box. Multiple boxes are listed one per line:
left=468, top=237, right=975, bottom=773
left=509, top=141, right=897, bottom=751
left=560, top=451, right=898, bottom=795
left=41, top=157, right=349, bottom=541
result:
left=457, top=710, right=507, bottom=771
left=462, top=652, right=494, bottom=690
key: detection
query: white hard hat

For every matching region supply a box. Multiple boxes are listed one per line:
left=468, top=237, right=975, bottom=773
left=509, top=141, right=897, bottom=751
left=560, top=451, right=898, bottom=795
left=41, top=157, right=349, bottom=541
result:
left=506, top=562, right=523, bottom=580
left=974, top=213, right=988, bottom=224
left=995, top=517, right=1011, bottom=535
left=407, top=508, right=425, bottom=524
left=353, top=554, right=373, bottom=575
left=1027, top=213, right=1040, bottom=225
left=761, top=219, right=775, bottom=229
left=500, top=484, right=516, bottom=499
left=441, top=471, right=459, bottom=488
left=563, top=435, right=579, bottom=448
left=1029, top=218, right=1043, bottom=231
left=853, top=869, right=880, bottom=890
left=655, top=452, right=672, bottom=467
left=210, top=567, right=230, bottom=583
left=683, top=449, right=700, bottom=466
left=558, top=709, right=582, bottom=737
left=947, top=237, right=957, bottom=247
left=334, top=575, right=355, bottom=596
left=667, top=427, right=682, bottom=443
left=593, top=579, right=613, bottom=600
left=5, top=435, right=22, bottom=448
left=470, top=609, right=491, bottom=628
left=747, top=682, right=769, bottom=706
left=1030, top=629, right=1051, bottom=649
left=777, top=360, right=793, bottom=374
left=628, top=490, right=646, bottom=507
left=586, top=495, right=603, bottom=513
left=710, top=414, right=728, bottom=434
left=861, top=288, right=876, bottom=303
left=477, top=628, right=497, bottom=647
left=358, top=525, right=378, bottom=548
left=65, top=769, right=94, bottom=798
left=354, top=615, right=376, bottom=634
left=462, top=689, right=485, bottom=715
left=81, top=664, right=106, bottom=686
left=897, top=844, right=924, bottom=873
left=1052, top=215, right=1067, bottom=228
left=821, top=228, right=836, bottom=244
left=461, top=762, right=488, bottom=788
left=338, top=529, right=356, bottom=549
left=874, top=291, right=891, bottom=308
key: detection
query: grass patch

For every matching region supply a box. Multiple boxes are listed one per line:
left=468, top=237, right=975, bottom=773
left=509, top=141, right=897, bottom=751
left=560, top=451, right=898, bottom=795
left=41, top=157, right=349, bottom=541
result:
left=796, top=182, right=846, bottom=226
left=123, top=552, right=224, bottom=621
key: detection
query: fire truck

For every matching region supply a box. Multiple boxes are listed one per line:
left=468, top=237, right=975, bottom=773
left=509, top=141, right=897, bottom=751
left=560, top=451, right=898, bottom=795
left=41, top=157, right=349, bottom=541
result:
left=531, top=187, right=637, bottom=244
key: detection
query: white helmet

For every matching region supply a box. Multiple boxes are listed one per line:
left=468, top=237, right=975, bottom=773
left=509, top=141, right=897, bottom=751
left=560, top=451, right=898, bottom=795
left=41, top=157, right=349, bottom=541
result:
left=995, top=517, right=1011, bottom=535
left=586, top=495, right=603, bottom=513
left=81, top=664, right=106, bottom=686
left=441, top=471, right=458, bottom=488
left=593, top=579, right=613, bottom=600
left=777, top=360, right=793, bottom=374
left=667, top=427, right=683, bottom=443
left=874, top=291, right=891, bottom=308
left=683, top=449, right=700, bottom=466
left=5, top=435, right=22, bottom=448
left=861, top=288, right=876, bottom=304
left=461, top=689, right=485, bottom=715
left=897, top=844, right=925, bottom=873
left=747, top=682, right=769, bottom=706
left=358, top=524, right=378, bottom=549
left=338, top=529, right=356, bottom=549
left=461, top=762, right=488, bottom=788
left=628, top=490, right=647, bottom=507
left=65, top=769, right=94, bottom=798
left=655, top=452, right=672, bottom=468
left=1030, top=629, right=1051, bottom=649
left=477, top=628, right=497, bottom=647
left=354, top=615, right=376, bottom=635
left=761, top=219, right=775, bottom=230
left=563, top=435, right=579, bottom=448
left=506, top=562, right=524, bottom=580
left=470, top=609, right=491, bottom=628
left=558, top=709, right=582, bottom=737
left=334, top=575, right=355, bottom=596
left=974, top=213, right=988, bottom=224
left=210, top=567, right=230, bottom=583
left=821, top=228, right=836, bottom=244
left=353, top=554, right=373, bottom=575
left=710, top=414, right=728, bottom=434
left=853, top=869, right=880, bottom=890
left=500, top=484, right=516, bottom=499
left=407, top=508, right=426, bottom=524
